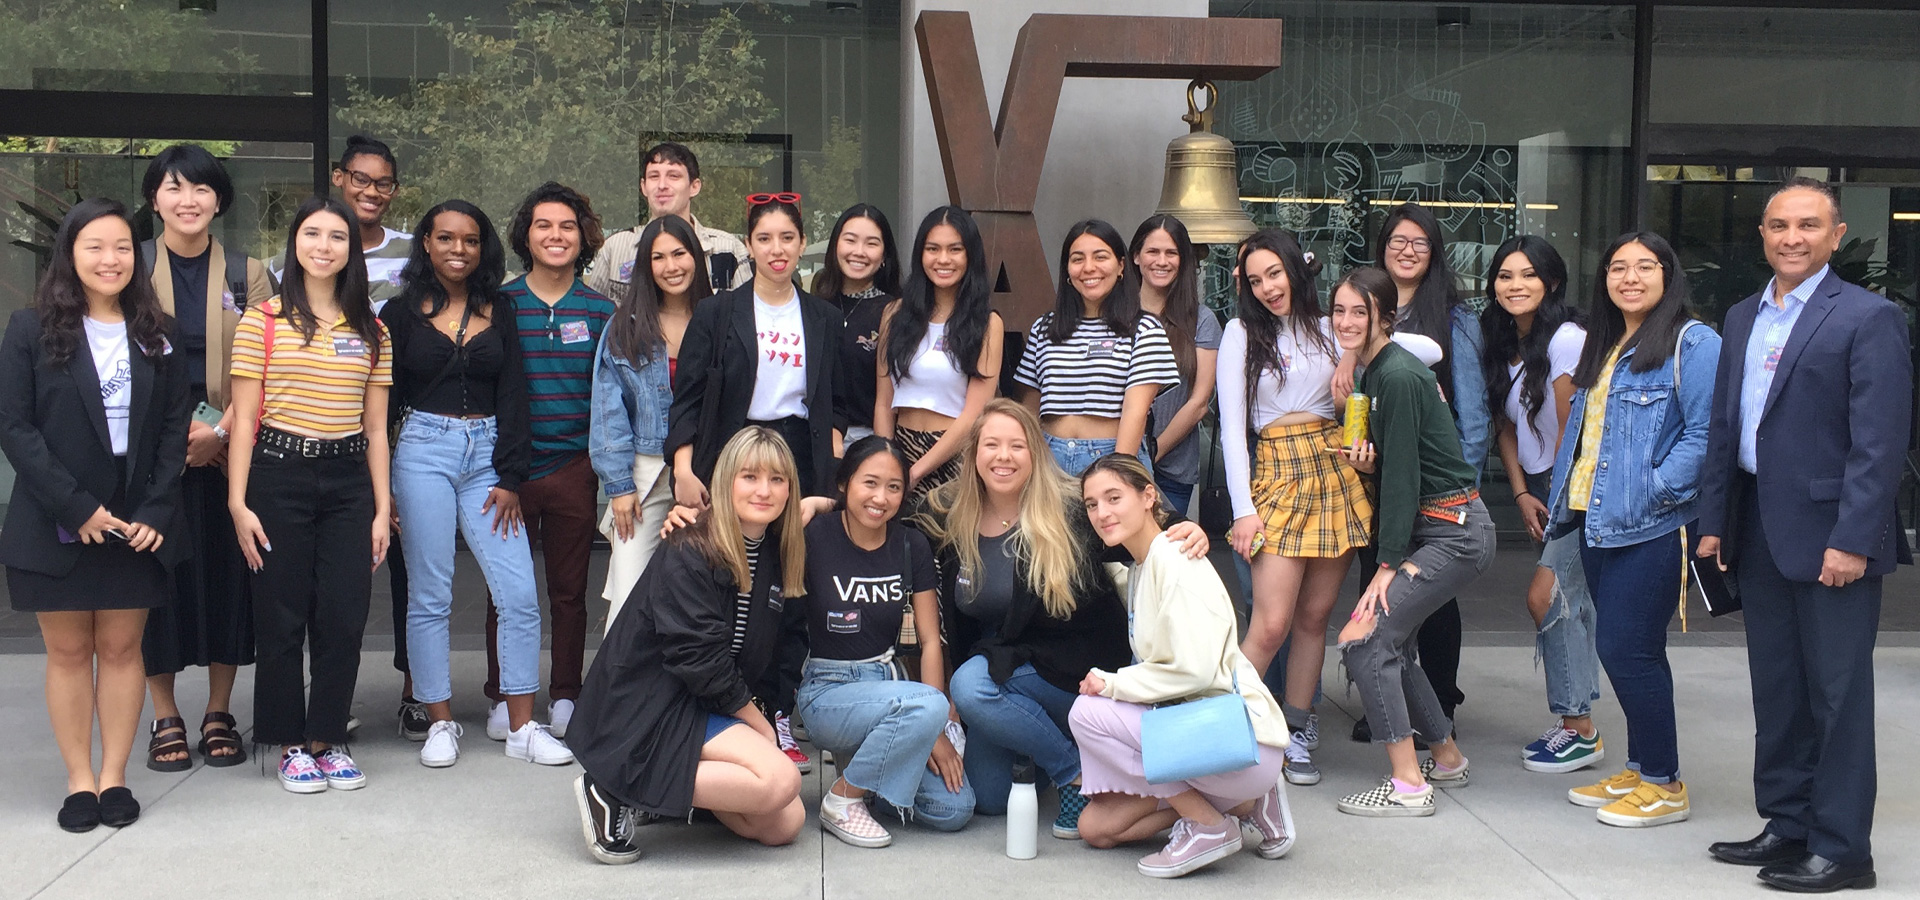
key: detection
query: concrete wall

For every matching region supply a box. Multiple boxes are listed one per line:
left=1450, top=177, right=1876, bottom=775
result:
left=899, top=0, right=1211, bottom=295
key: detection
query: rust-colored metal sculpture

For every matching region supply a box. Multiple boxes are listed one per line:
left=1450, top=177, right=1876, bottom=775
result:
left=916, top=11, right=1282, bottom=328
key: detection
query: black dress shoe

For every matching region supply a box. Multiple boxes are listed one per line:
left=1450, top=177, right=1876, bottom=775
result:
left=57, top=791, right=99, bottom=833
left=98, top=786, right=140, bottom=828
left=1709, top=830, right=1808, bottom=866
left=1758, top=854, right=1875, bottom=893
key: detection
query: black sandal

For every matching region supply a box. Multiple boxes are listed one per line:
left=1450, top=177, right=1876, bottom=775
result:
left=98, top=786, right=140, bottom=828
left=146, top=717, right=191, bottom=773
left=197, top=712, right=248, bottom=767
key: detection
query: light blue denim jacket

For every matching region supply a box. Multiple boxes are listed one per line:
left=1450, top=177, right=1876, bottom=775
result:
left=588, top=334, right=672, bottom=497
left=1547, top=320, right=1722, bottom=548
left=1446, top=305, right=1492, bottom=481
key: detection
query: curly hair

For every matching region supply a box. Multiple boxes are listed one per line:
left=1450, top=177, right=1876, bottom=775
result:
left=507, top=181, right=604, bottom=275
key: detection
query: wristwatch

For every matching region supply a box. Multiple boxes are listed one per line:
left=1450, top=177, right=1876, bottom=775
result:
left=212, top=424, right=230, bottom=443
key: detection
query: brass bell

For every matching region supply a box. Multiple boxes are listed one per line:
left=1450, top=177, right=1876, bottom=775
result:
left=1153, top=80, right=1257, bottom=246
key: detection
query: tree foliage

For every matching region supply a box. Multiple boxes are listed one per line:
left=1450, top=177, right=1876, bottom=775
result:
left=0, top=0, right=255, bottom=94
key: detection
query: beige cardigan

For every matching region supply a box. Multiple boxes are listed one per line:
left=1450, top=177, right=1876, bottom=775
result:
left=1092, top=532, right=1289, bottom=750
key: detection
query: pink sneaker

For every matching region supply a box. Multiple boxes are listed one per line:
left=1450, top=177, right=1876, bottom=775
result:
left=1240, top=780, right=1296, bottom=859
left=1137, top=816, right=1243, bottom=878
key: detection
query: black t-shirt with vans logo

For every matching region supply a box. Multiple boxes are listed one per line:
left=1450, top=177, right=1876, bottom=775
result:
left=803, top=514, right=938, bottom=661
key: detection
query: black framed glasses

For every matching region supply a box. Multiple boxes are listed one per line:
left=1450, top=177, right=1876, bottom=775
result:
left=338, top=167, right=399, bottom=196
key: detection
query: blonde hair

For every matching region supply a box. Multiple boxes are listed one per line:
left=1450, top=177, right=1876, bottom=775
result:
left=695, top=426, right=807, bottom=597
left=916, top=398, right=1084, bottom=619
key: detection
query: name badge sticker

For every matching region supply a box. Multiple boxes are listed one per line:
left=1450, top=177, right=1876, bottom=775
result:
left=221, top=288, right=240, bottom=313
left=559, top=320, right=592, bottom=344
left=333, top=335, right=369, bottom=357
left=826, top=609, right=862, bottom=634
left=617, top=260, right=635, bottom=283
left=933, top=335, right=948, bottom=352
left=767, top=584, right=785, bottom=613
left=1085, top=339, right=1117, bottom=359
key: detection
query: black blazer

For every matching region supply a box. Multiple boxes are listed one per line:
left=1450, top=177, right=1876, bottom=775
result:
left=0, top=308, right=191, bottom=576
left=1698, top=269, right=1914, bottom=581
left=666, top=284, right=844, bottom=495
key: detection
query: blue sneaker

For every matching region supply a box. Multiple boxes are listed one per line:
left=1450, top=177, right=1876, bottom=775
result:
left=1522, top=727, right=1603, bottom=775
left=278, top=748, right=328, bottom=794
left=1053, top=782, right=1088, bottom=839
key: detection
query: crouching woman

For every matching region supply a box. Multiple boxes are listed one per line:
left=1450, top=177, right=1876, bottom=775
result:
left=1070, top=455, right=1294, bottom=879
left=566, top=426, right=807, bottom=863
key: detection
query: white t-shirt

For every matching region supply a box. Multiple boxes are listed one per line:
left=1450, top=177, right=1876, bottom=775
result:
left=84, top=317, right=133, bottom=455
left=747, top=293, right=809, bottom=421
left=1504, top=321, right=1586, bottom=475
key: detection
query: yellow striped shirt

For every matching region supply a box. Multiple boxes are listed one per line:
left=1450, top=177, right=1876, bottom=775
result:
left=230, top=298, right=393, bottom=439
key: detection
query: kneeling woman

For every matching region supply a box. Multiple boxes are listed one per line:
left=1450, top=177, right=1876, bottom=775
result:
left=1071, top=456, right=1293, bottom=879
left=567, top=427, right=807, bottom=863
left=796, top=437, right=973, bottom=848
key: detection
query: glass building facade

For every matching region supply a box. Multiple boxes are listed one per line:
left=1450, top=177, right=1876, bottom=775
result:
left=3, top=0, right=1918, bottom=502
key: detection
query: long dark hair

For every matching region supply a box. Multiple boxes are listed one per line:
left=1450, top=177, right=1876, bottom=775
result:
left=1375, top=202, right=1462, bottom=392
left=397, top=199, right=508, bottom=318
left=277, top=195, right=381, bottom=359
left=812, top=203, right=902, bottom=300
left=1480, top=236, right=1580, bottom=439
left=1047, top=219, right=1139, bottom=343
left=1573, top=231, right=1696, bottom=386
left=886, top=206, right=991, bottom=380
left=1234, top=229, right=1332, bottom=415
left=605, top=214, right=712, bottom=367
left=1125, top=215, right=1202, bottom=384
left=35, top=198, right=172, bottom=366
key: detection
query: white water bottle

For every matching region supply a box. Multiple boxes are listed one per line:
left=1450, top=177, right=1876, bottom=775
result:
left=1006, top=761, right=1038, bottom=859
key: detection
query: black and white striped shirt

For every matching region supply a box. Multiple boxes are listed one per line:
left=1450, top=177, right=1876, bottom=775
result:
left=730, top=535, right=763, bottom=658
left=1014, top=314, right=1180, bottom=418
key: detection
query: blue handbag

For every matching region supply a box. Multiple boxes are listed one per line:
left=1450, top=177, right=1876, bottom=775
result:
left=1139, top=672, right=1261, bottom=784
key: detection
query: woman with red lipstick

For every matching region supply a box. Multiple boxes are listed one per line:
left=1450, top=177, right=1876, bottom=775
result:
left=874, top=206, right=1002, bottom=505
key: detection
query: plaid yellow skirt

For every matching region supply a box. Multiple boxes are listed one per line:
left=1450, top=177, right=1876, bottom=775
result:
left=1250, top=419, right=1373, bottom=557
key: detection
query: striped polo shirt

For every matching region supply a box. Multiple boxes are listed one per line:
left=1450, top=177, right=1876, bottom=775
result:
left=504, top=275, right=615, bottom=480
left=1014, top=313, right=1181, bottom=418
left=230, top=298, right=393, bottom=438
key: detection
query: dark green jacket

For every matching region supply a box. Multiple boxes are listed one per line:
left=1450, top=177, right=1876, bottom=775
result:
left=1360, top=341, right=1478, bottom=566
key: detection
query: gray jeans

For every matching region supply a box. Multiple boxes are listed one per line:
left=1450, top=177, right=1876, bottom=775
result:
left=1341, top=499, right=1496, bottom=744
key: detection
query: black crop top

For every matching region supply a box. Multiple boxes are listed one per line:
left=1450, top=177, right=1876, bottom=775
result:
left=381, top=295, right=532, bottom=491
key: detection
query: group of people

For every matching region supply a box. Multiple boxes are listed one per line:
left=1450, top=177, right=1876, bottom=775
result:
left=0, top=131, right=1900, bottom=891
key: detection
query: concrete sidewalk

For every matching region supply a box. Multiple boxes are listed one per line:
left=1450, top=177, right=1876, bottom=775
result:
left=5, top=646, right=1917, bottom=899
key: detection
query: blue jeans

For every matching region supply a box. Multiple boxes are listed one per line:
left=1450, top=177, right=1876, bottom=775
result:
left=949, top=656, right=1079, bottom=815
left=1537, top=530, right=1601, bottom=717
left=795, top=657, right=974, bottom=830
left=1155, top=477, right=1194, bottom=519
left=393, top=412, right=542, bottom=705
left=1043, top=434, right=1152, bottom=478
left=1580, top=528, right=1683, bottom=783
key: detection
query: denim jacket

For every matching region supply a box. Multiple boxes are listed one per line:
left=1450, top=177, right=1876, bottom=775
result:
left=1547, top=320, right=1722, bottom=548
left=588, top=334, right=672, bottom=497
left=1447, top=305, right=1493, bottom=481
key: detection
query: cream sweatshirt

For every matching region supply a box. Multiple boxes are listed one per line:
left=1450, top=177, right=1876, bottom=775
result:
left=1092, top=533, right=1289, bottom=750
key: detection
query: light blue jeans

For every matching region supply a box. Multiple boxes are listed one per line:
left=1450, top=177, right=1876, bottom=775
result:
left=795, top=657, right=974, bottom=830
left=950, top=656, right=1080, bottom=815
left=1538, top=530, right=1602, bottom=718
left=1043, top=434, right=1152, bottom=478
left=393, top=412, right=541, bottom=705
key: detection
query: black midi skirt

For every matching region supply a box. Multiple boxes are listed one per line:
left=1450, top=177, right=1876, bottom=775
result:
left=142, top=463, right=254, bottom=674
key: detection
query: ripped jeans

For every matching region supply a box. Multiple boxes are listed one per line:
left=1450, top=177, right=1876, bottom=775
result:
left=1340, top=499, right=1495, bottom=744
left=1537, top=530, right=1602, bottom=717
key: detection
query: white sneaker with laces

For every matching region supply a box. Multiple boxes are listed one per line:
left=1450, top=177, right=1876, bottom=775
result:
left=508, top=720, right=576, bottom=765
left=486, top=701, right=510, bottom=741
left=549, top=699, right=575, bottom=739
left=421, top=720, right=463, bottom=768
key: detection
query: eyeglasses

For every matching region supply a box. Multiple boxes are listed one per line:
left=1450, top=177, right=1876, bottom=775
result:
left=1605, top=261, right=1663, bottom=280
left=747, top=192, right=802, bottom=206
left=1385, top=235, right=1433, bottom=253
left=338, top=168, right=398, bottom=196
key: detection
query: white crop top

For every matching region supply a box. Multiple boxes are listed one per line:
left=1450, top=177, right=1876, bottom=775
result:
left=1217, top=318, right=1444, bottom=520
left=890, top=322, right=969, bottom=418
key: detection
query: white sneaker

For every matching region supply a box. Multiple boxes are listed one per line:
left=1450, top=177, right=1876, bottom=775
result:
left=486, top=701, right=510, bottom=741
left=421, top=720, right=463, bottom=768
left=507, top=720, right=576, bottom=766
left=549, top=699, right=575, bottom=739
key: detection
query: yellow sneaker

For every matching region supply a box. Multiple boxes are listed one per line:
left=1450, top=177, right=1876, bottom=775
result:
left=1596, top=781, right=1690, bottom=828
left=1568, top=769, right=1641, bottom=808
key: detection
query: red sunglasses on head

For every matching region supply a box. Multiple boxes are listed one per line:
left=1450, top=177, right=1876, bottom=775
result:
left=746, top=191, right=802, bottom=207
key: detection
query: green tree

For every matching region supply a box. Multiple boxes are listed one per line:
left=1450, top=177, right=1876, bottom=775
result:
left=0, top=0, right=254, bottom=94
left=338, top=0, right=779, bottom=236
left=796, top=119, right=863, bottom=238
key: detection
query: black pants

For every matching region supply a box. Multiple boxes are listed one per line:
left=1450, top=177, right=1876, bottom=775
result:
left=388, top=543, right=410, bottom=676
left=1416, top=599, right=1465, bottom=717
left=749, top=415, right=817, bottom=498
left=247, top=446, right=375, bottom=746
left=1738, top=487, right=1880, bottom=865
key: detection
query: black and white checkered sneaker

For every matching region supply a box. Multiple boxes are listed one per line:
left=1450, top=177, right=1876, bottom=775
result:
left=1337, top=777, right=1436, bottom=817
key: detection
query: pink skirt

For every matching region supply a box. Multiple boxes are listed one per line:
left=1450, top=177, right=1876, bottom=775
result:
left=1069, top=694, right=1286, bottom=806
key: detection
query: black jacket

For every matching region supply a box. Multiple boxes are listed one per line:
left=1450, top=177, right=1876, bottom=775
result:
left=381, top=294, right=531, bottom=491
left=0, top=308, right=191, bottom=576
left=934, top=505, right=1131, bottom=694
left=566, top=532, right=799, bottom=817
left=666, top=285, right=845, bottom=496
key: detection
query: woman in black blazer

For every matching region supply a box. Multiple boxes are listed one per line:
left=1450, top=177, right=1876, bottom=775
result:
left=667, top=194, right=844, bottom=504
left=0, top=198, right=190, bottom=833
